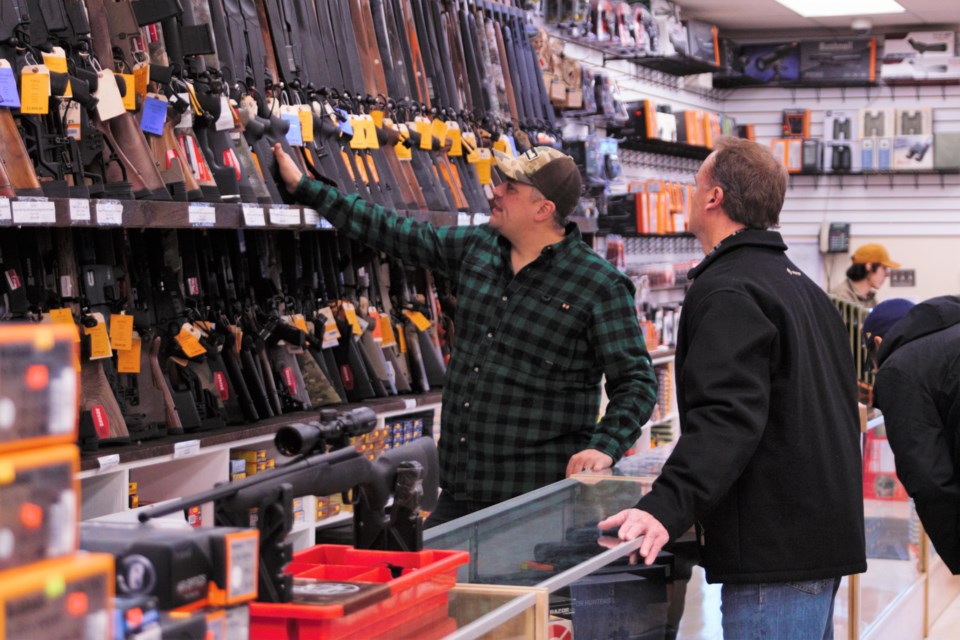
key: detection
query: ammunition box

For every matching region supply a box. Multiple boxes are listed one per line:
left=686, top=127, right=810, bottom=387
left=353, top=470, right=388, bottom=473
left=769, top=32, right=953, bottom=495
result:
left=0, top=324, right=78, bottom=453
left=0, top=445, right=78, bottom=571
left=0, top=553, right=114, bottom=639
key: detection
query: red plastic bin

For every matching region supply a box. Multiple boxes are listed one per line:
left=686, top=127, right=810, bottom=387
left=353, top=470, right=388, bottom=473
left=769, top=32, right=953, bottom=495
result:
left=249, top=545, right=469, bottom=640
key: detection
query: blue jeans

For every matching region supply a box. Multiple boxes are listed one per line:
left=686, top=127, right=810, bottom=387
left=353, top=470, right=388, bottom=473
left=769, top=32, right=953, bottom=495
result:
left=721, top=577, right=842, bottom=639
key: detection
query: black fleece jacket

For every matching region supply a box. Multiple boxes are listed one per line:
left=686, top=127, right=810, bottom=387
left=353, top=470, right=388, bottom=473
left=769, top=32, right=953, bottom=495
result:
left=636, top=229, right=867, bottom=584
left=874, top=295, right=960, bottom=574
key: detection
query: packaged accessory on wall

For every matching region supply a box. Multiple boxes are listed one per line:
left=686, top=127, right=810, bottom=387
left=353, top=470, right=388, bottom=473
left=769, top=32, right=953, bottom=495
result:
left=860, top=138, right=876, bottom=171
left=738, top=41, right=801, bottom=83
left=800, top=38, right=877, bottom=83
left=895, top=108, right=932, bottom=136
left=823, top=110, right=858, bottom=142
left=802, top=140, right=823, bottom=173
left=685, top=20, right=720, bottom=66
left=882, top=31, right=956, bottom=63
left=934, top=132, right=960, bottom=170
left=860, top=109, right=893, bottom=138
left=893, top=135, right=934, bottom=170
left=877, top=138, right=893, bottom=170
left=782, top=109, right=811, bottom=138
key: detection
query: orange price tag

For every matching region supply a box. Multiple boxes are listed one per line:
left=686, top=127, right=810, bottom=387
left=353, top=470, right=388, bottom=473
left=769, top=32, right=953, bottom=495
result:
left=83, top=321, right=112, bottom=360
left=175, top=325, right=207, bottom=358
left=403, top=310, right=432, bottom=332
left=117, top=335, right=142, bottom=374
left=109, top=314, right=134, bottom=351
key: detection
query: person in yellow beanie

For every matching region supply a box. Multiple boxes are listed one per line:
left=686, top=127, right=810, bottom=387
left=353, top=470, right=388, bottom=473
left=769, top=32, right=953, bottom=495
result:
left=830, top=243, right=901, bottom=309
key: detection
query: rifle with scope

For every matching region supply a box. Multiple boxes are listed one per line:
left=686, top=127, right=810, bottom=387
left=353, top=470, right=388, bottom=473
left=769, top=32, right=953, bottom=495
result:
left=139, top=406, right=439, bottom=603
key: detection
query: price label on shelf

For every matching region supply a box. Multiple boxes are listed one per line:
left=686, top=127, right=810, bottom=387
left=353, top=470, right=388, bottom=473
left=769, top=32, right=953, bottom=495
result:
left=69, top=199, right=91, bottom=222
left=303, top=208, right=331, bottom=228
left=174, top=440, right=200, bottom=459
left=188, top=204, right=216, bottom=227
left=268, top=206, right=300, bottom=226
left=242, top=205, right=266, bottom=227
left=0, top=197, right=10, bottom=224
left=12, top=198, right=55, bottom=225
left=97, top=454, right=120, bottom=471
left=96, top=200, right=123, bottom=226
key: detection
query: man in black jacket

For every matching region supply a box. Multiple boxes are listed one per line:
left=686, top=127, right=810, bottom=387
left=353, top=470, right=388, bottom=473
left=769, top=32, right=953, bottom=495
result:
left=865, top=295, right=960, bottom=574
left=600, top=137, right=866, bottom=638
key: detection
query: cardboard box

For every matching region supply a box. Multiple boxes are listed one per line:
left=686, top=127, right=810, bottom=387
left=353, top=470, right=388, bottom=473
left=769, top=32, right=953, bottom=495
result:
left=782, top=109, right=811, bottom=139
left=800, top=38, right=877, bottom=83
left=882, top=31, right=956, bottom=62
left=893, top=135, right=934, bottom=170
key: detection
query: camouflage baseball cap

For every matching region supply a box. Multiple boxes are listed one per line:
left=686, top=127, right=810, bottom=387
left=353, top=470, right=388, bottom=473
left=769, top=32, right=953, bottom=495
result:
left=493, top=146, right=582, bottom=219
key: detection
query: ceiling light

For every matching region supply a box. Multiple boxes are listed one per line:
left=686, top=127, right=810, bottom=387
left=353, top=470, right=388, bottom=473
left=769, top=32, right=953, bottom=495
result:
left=774, top=0, right=906, bottom=18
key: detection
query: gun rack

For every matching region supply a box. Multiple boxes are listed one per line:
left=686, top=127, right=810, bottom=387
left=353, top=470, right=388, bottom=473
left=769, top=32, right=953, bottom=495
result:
left=78, top=390, right=442, bottom=472
left=0, top=197, right=461, bottom=230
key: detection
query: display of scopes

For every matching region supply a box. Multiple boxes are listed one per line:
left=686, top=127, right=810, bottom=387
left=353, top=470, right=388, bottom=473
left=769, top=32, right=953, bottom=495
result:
left=275, top=407, right=378, bottom=456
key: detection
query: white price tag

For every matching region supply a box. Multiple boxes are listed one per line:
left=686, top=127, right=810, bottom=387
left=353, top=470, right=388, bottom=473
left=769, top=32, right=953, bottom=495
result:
left=473, top=213, right=490, bottom=226
left=174, top=439, right=201, bottom=459
left=268, top=205, right=300, bottom=226
left=458, top=213, right=472, bottom=226
left=0, top=197, right=10, bottom=223
left=303, top=208, right=320, bottom=226
left=403, top=399, right=417, bottom=410
left=188, top=204, right=216, bottom=227
left=242, top=205, right=266, bottom=227
left=97, top=454, right=120, bottom=470
left=69, top=199, right=91, bottom=222
left=96, top=200, right=123, bottom=225
left=12, top=198, right=55, bottom=225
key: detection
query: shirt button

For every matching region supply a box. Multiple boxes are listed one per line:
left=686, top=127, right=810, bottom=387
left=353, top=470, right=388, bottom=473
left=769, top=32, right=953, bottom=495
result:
left=463, top=401, right=470, bottom=408
left=460, top=436, right=467, bottom=443
left=486, top=332, right=493, bottom=339
left=473, top=366, right=480, bottom=373
left=501, top=295, right=508, bottom=302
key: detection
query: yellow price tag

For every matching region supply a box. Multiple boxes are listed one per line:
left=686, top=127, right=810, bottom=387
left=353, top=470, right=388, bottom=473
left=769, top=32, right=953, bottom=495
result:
left=493, top=138, right=509, bottom=154
left=0, top=461, right=14, bottom=485
left=175, top=326, right=207, bottom=358
left=395, top=124, right=412, bottom=161
left=299, top=105, right=314, bottom=143
left=109, top=314, right=134, bottom=351
left=397, top=325, right=407, bottom=354
left=293, top=314, right=309, bottom=334
left=403, top=310, right=432, bottom=332
left=83, top=321, right=113, bottom=360
left=117, top=335, right=142, bottom=374
left=447, top=126, right=463, bottom=157
left=120, top=73, right=136, bottom=111
left=20, top=65, right=51, bottom=115
left=474, top=149, right=493, bottom=185
left=416, top=117, right=432, bottom=150
left=133, top=62, right=150, bottom=101
left=360, top=116, right=379, bottom=149
left=370, top=110, right=384, bottom=129
left=41, top=49, right=71, bottom=98
left=430, top=118, right=448, bottom=148
left=343, top=302, right=363, bottom=336
left=379, top=315, right=397, bottom=348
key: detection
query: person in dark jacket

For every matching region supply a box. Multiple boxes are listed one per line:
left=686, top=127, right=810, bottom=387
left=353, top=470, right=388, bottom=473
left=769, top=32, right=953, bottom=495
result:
left=865, top=295, right=960, bottom=574
left=600, top=136, right=866, bottom=638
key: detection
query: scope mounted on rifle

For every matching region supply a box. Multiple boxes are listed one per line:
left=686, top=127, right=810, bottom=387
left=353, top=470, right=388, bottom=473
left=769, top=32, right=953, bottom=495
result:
left=275, top=407, right=378, bottom=456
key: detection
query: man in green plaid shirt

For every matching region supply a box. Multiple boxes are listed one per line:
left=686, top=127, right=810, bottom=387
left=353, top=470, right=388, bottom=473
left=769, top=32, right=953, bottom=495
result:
left=273, top=144, right=657, bottom=526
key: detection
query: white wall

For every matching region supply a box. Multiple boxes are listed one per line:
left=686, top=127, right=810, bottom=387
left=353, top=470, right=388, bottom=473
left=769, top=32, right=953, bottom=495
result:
left=721, top=83, right=960, bottom=301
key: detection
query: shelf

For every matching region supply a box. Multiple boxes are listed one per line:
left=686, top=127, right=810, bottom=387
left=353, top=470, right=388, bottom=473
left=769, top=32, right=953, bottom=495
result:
left=626, top=55, right=722, bottom=76
left=79, top=391, right=443, bottom=472
left=649, top=347, right=676, bottom=365
left=713, top=76, right=878, bottom=90
left=0, top=196, right=461, bottom=230
left=619, top=138, right=713, bottom=160
left=649, top=412, right=679, bottom=427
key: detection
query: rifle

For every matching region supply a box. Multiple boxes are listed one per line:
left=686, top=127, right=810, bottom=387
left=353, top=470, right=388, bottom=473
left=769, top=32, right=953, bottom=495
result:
left=139, top=408, right=439, bottom=603
left=0, top=109, right=43, bottom=195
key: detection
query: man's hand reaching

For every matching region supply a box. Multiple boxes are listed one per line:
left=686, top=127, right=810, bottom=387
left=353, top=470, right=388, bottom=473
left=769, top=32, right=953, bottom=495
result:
left=597, top=508, right=670, bottom=566
left=566, top=449, right=613, bottom=477
left=272, top=143, right=303, bottom=193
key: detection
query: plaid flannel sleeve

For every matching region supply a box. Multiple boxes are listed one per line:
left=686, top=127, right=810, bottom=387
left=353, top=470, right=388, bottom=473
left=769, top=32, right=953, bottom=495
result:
left=587, top=279, right=658, bottom=459
left=293, top=177, right=473, bottom=278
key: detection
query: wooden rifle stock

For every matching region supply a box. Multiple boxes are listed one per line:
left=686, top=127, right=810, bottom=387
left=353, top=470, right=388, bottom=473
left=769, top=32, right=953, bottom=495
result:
left=0, top=110, right=43, bottom=195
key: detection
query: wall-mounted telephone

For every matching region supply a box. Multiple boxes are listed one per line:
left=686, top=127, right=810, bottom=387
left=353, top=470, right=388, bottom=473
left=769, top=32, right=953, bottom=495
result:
left=820, top=222, right=850, bottom=254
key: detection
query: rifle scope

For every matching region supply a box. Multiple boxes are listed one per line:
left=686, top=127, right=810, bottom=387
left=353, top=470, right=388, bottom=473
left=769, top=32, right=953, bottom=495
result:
left=275, top=407, right=377, bottom=456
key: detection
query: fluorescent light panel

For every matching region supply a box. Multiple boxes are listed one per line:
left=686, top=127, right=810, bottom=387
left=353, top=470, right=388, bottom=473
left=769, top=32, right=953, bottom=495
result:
left=774, top=0, right=906, bottom=18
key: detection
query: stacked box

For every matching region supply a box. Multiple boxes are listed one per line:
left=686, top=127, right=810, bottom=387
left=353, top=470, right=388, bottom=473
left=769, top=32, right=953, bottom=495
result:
left=0, top=325, right=114, bottom=639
